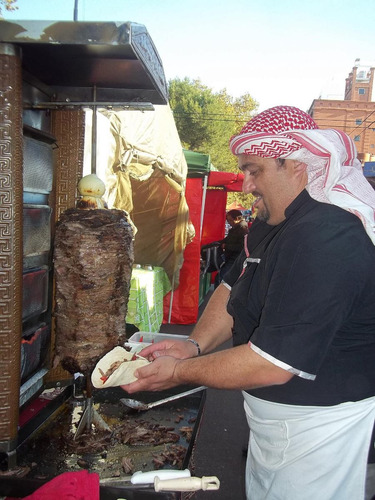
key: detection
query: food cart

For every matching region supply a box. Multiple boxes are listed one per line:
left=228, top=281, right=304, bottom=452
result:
left=0, top=20, right=206, bottom=499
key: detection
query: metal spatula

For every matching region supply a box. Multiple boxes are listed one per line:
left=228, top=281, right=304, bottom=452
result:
left=120, top=385, right=206, bottom=411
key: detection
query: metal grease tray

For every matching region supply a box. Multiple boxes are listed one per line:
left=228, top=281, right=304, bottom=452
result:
left=0, top=386, right=205, bottom=499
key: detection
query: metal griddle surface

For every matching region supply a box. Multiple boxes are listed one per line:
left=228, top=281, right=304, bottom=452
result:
left=9, top=386, right=204, bottom=485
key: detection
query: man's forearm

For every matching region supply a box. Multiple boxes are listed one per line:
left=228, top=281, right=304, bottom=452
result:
left=174, top=344, right=293, bottom=390
left=189, top=283, right=233, bottom=354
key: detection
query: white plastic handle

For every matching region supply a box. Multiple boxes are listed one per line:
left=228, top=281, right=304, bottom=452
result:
left=154, top=476, right=220, bottom=492
left=131, top=468, right=190, bottom=484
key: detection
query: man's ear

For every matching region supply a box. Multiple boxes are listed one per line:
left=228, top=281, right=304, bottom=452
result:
left=291, top=161, right=308, bottom=183
left=293, top=160, right=308, bottom=173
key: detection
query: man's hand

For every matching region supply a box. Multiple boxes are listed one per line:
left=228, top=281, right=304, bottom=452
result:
left=137, top=339, right=198, bottom=361
left=120, top=355, right=180, bottom=393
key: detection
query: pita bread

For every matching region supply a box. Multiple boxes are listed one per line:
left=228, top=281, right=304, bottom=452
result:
left=91, top=346, right=150, bottom=388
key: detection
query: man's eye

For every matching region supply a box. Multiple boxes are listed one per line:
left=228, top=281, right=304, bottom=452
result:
left=239, top=166, right=258, bottom=175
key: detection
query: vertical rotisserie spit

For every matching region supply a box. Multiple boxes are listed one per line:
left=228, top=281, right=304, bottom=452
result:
left=54, top=208, right=134, bottom=376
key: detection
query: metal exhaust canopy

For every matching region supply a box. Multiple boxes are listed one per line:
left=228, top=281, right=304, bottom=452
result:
left=0, top=20, right=169, bottom=106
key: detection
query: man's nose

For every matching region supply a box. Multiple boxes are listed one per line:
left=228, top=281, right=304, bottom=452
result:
left=242, top=172, right=255, bottom=194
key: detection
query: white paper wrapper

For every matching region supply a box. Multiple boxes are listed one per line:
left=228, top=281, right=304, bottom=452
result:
left=91, top=346, right=150, bottom=388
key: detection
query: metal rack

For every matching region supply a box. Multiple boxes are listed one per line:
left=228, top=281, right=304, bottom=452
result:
left=0, top=19, right=169, bottom=470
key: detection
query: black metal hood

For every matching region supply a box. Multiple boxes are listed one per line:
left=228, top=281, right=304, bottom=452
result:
left=0, top=20, right=169, bottom=105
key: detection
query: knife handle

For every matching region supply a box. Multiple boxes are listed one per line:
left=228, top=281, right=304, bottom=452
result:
left=154, top=476, right=220, bottom=492
left=131, top=468, right=190, bottom=484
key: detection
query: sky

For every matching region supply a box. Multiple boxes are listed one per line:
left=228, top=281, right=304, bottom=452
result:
left=3, top=0, right=375, bottom=112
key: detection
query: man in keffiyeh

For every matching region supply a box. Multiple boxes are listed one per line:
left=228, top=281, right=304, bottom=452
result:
left=229, top=105, right=375, bottom=242
left=122, top=106, right=375, bottom=500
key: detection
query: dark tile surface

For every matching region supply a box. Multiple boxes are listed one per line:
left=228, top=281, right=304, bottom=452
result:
left=191, top=387, right=248, bottom=499
left=162, top=288, right=248, bottom=499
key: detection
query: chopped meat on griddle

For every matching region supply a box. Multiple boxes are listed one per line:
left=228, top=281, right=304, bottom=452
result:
left=121, top=457, right=134, bottom=474
left=114, top=419, right=180, bottom=446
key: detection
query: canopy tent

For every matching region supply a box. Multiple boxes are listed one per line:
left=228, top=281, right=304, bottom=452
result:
left=201, top=171, right=245, bottom=246
left=207, top=171, right=244, bottom=192
left=163, top=152, right=245, bottom=324
left=83, top=105, right=190, bottom=288
left=182, top=149, right=211, bottom=177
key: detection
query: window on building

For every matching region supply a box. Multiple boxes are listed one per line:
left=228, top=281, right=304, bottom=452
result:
left=358, top=88, right=365, bottom=95
left=356, top=119, right=363, bottom=125
left=354, top=136, right=360, bottom=141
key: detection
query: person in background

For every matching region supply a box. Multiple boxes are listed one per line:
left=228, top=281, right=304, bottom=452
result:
left=122, top=106, right=375, bottom=500
left=214, top=209, right=248, bottom=286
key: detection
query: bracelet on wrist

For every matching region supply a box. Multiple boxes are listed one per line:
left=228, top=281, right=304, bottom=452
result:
left=186, top=338, right=201, bottom=356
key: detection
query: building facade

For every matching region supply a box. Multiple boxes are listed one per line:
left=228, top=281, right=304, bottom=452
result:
left=309, top=60, right=375, bottom=163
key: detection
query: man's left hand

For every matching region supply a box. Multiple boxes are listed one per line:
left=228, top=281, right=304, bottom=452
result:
left=120, top=355, right=180, bottom=394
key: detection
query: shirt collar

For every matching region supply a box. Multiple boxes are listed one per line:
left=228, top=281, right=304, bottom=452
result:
left=284, top=189, right=312, bottom=219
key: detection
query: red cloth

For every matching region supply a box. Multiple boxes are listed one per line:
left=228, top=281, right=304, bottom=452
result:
left=207, top=171, right=244, bottom=192
left=163, top=177, right=202, bottom=324
left=7, top=471, right=99, bottom=500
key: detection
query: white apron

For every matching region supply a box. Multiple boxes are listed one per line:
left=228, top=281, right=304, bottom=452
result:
left=243, top=392, right=375, bottom=500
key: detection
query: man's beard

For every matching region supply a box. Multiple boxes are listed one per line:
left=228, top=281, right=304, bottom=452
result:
left=255, top=206, right=270, bottom=223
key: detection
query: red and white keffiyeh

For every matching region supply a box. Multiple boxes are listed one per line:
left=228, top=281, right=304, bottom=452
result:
left=230, top=106, right=375, bottom=244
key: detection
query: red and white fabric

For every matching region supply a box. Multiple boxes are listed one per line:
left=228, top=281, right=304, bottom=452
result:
left=229, top=106, right=375, bottom=244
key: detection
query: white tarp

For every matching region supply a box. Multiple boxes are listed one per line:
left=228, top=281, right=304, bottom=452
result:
left=83, top=105, right=193, bottom=288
